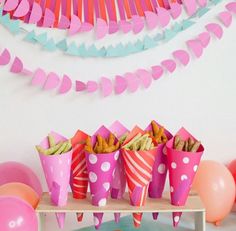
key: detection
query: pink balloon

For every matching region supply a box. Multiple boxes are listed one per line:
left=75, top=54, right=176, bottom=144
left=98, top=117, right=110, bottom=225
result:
left=0, top=162, right=42, bottom=197
left=192, top=160, right=235, bottom=225
left=0, top=196, right=38, bottom=231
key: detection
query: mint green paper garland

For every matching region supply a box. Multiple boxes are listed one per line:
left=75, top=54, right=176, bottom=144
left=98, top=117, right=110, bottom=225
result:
left=0, top=0, right=222, bottom=58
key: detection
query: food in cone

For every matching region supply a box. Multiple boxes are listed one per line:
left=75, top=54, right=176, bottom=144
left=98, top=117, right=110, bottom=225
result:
left=166, top=127, right=204, bottom=227
left=109, top=121, right=129, bottom=223
left=36, top=132, right=72, bottom=229
left=146, top=120, right=173, bottom=220
left=121, top=126, right=157, bottom=228
left=70, top=130, right=88, bottom=222
left=85, top=126, right=120, bottom=230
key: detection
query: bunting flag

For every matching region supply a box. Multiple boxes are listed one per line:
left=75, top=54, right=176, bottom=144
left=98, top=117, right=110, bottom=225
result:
left=0, top=0, right=212, bottom=38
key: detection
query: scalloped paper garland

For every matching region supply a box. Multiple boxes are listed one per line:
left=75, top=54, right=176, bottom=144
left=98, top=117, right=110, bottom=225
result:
left=0, top=1, right=235, bottom=96
left=0, top=0, right=221, bottom=58
left=1, top=0, right=209, bottom=39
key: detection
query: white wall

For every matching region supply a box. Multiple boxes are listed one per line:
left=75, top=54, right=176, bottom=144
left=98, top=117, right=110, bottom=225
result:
left=0, top=0, right=236, bottom=190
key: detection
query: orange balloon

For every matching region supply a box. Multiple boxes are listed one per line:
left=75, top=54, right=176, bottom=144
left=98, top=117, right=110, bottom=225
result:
left=192, top=160, right=235, bottom=225
left=0, top=182, right=39, bottom=209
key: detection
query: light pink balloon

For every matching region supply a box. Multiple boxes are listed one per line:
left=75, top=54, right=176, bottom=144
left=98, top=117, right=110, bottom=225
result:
left=0, top=161, right=42, bottom=197
left=0, top=196, right=38, bottom=231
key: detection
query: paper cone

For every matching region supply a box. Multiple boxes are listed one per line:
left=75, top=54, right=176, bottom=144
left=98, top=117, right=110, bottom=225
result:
left=38, top=131, right=72, bottom=229
left=145, top=121, right=173, bottom=220
left=86, top=126, right=119, bottom=229
left=121, top=126, right=157, bottom=228
left=109, top=121, right=129, bottom=223
left=166, top=127, right=204, bottom=227
left=70, top=130, right=89, bottom=223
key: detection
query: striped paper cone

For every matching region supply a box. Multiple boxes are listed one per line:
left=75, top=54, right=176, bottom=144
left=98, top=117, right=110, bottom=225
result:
left=122, top=148, right=157, bottom=228
left=166, top=127, right=204, bottom=227
left=70, top=130, right=89, bottom=223
left=145, top=121, right=173, bottom=220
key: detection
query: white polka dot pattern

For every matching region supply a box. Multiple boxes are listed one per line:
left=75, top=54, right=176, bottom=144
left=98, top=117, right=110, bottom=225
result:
left=101, top=162, right=111, bottom=172
left=89, top=172, right=97, bottom=183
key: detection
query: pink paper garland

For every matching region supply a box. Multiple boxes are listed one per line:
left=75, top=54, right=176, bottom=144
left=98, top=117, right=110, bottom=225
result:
left=1, top=0, right=206, bottom=39
left=0, top=1, right=235, bottom=96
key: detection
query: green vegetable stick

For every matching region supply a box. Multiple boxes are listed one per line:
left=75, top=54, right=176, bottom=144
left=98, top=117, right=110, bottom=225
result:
left=54, top=142, right=68, bottom=155
left=145, top=138, right=152, bottom=151
left=48, top=134, right=55, bottom=148
left=140, top=136, right=148, bottom=151
left=36, top=142, right=63, bottom=155
left=62, top=140, right=72, bottom=153
left=123, top=133, right=142, bottom=149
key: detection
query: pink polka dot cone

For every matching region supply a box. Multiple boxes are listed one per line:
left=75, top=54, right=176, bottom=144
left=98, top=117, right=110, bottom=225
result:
left=166, top=127, right=204, bottom=227
left=145, top=121, right=173, bottom=220
left=85, top=126, right=119, bottom=230
left=109, top=121, right=129, bottom=223
left=38, top=131, right=72, bottom=229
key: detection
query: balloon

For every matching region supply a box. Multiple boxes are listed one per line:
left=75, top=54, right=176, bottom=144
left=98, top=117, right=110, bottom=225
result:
left=0, top=183, right=39, bottom=209
left=192, top=160, right=235, bottom=225
left=0, top=196, right=38, bottom=231
left=0, top=162, right=42, bottom=197
left=227, top=159, right=236, bottom=184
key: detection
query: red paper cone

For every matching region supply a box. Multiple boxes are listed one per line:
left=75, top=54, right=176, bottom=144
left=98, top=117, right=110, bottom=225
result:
left=70, top=130, right=88, bottom=223
left=166, top=127, right=204, bottom=227
left=122, top=148, right=157, bottom=227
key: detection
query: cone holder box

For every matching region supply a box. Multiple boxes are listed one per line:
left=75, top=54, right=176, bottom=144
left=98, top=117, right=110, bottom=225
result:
left=36, top=191, right=205, bottom=231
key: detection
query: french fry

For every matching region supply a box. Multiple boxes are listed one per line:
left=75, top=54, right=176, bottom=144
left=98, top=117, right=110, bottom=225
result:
left=155, top=127, right=164, bottom=143
left=190, top=141, right=201, bottom=152
left=85, top=145, right=95, bottom=153
left=151, top=120, right=159, bottom=137
left=174, top=135, right=181, bottom=149
left=184, top=141, right=189, bottom=152
left=175, top=140, right=185, bottom=151
left=188, top=138, right=195, bottom=151
left=108, top=133, right=115, bottom=146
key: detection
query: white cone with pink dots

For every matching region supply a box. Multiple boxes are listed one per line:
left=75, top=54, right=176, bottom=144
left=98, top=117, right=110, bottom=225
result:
left=166, top=127, right=204, bottom=227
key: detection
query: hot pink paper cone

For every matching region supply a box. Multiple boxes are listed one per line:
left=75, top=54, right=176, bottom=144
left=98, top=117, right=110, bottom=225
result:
left=70, top=130, right=89, bottom=223
left=85, top=126, right=119, bottom=230
left=121, top=126, right=157, bottom=228
left=166, top=127, right=204, bottom=227
left=109, top=121, right=129, bottom=223
left=38, top=131, right=72, bottom=229
left=145, top=121, right=173, bottom=220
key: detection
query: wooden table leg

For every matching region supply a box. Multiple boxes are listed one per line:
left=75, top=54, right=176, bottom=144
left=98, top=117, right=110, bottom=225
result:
left=37, top=213, right=46, bottom=231
left=194, top=211, right=205, bottom=231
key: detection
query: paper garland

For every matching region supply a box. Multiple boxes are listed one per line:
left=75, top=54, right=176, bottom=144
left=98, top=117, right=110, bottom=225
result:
left=0, top=1, right=235, bottom=97
left=1, top=0, right=206, bottom=39
left=0, top=0, right=221, bottom=58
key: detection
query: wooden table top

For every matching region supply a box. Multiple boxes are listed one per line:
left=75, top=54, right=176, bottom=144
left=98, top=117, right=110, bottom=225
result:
left=36, top=192, right=205, bottom=213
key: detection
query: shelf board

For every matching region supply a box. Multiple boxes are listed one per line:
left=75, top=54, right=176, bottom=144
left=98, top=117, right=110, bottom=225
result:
left=36, top=192, right=205, bottom=213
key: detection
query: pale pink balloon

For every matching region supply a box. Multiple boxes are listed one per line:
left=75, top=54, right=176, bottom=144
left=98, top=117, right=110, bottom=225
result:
left=192, top=160, right=235, bottom=225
